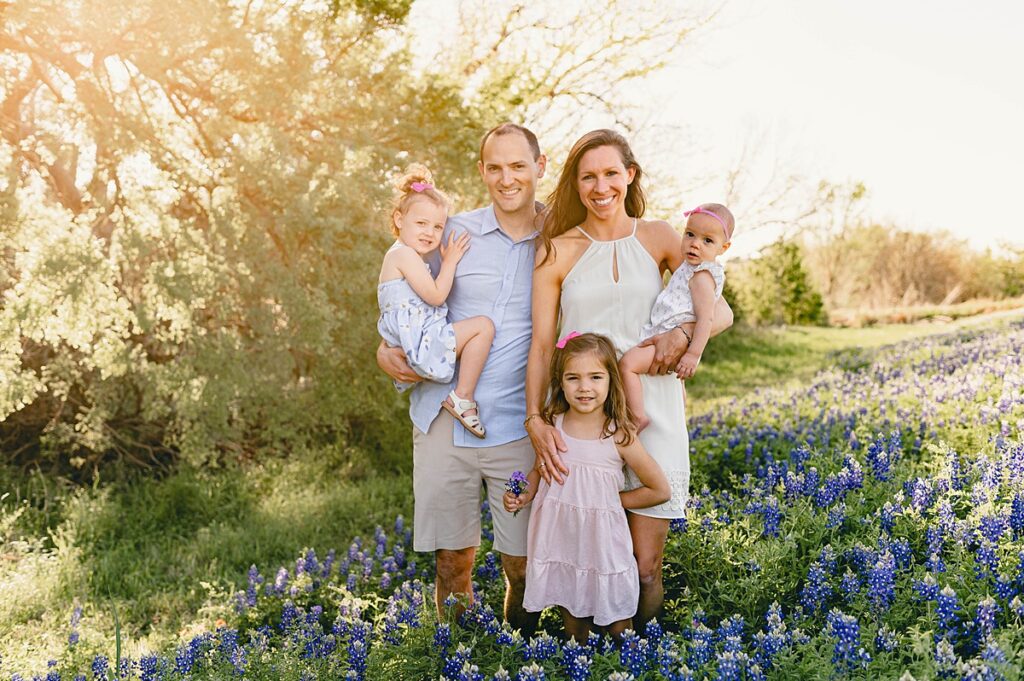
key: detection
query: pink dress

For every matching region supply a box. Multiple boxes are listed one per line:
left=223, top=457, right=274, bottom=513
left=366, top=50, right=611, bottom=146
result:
left=522, top=415, right=639, bottom=626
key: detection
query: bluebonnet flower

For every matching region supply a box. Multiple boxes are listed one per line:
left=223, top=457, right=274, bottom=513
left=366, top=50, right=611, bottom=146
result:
left=515, top=662, right=546, bottom=680
left=825, top=609, right=871, bottom=671
left=138, top=655, right=159, bottom=681
left=799, top=562, right=833, bottom=615
left=713, top=650, right=745, bottom=681
left=476, top=552, right=501, bottom=581
left=874, top=625, right=897, bottom=653
left=840, top=569, right=861, bottom=604
left=619, top=629, right=651, bottom=676
left=936, top=586, right=960, bottom=640
left=867, top=551, right=896, bottom=609
left=974, top=597, right=1000, bottom=642
left=91, top=655, right=110, bottom=681
left=523, top=632, right=559, bottom=662
left=934, top=639, right=958, bottom=674
left=1009, top=493, right=1024, bottom=539
left=68, top=605, right=82, bottom=647
left=442, top=643, right=472, bottom=679
left=433, top=622, right=451, bottom=652
left=687, top=623, right=714, bottom=670
left=826, top=502, right=846, bottom=529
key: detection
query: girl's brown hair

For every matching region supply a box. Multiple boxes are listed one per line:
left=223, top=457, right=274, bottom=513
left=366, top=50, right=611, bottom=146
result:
left=541, top=332, right=636, bottom=445
left=389, top=163, right=452, bottom=237
left=539, top=129, right=647, bottom=265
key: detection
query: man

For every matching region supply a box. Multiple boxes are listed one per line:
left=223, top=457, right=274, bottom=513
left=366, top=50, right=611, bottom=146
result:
left=377, top=123, right=546, bottom=632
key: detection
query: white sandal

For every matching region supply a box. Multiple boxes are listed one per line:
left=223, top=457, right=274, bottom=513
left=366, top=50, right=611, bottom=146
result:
left=442, top=390, right=486, bottom=439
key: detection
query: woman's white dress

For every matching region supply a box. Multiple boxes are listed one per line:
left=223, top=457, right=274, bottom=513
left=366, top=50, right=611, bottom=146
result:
left=558, top=221, right=689, bottom=518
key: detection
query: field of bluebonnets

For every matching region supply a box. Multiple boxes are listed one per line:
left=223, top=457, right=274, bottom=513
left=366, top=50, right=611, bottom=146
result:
left=8, top=318, right=1024, bottom=680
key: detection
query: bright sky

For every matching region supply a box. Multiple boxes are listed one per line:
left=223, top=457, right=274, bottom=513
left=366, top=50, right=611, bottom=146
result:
left=412, top=1, right=1023, bottom=259
left=637, top=0, right=1024, bottom=257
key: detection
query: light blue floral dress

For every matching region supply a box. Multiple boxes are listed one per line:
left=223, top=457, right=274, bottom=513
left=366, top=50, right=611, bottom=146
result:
left=377, top=263, right=457, bottom=392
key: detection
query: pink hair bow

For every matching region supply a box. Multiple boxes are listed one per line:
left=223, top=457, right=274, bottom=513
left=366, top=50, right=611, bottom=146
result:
left=683, top=206, right=732, bottom=241
left=555, top=331, right=581, bottom=349
left=410, top=181, right=433, bottom=192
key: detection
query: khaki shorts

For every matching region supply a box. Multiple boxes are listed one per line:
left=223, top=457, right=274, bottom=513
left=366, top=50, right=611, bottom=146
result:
left=413, top=410, right=534, bottom=555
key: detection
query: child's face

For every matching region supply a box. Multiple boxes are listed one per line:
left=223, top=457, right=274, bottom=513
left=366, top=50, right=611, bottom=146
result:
left=561, top=352, right=610, bottom=416
left=682, top=213, right=730, bottom=265
left=394, top=198, right=448, bottom=256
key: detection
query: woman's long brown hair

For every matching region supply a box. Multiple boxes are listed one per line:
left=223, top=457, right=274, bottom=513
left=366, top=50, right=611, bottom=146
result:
left=539, top=129, right=647, bottom=266
left=541, top=333, right=636, bottom=445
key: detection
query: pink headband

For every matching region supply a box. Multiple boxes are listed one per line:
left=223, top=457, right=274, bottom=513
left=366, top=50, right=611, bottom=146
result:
left=410, top=181, right=433, bottom=193
left=684, top=206, right=733, bottom=241
left=555, top=331, right=581, bottom=349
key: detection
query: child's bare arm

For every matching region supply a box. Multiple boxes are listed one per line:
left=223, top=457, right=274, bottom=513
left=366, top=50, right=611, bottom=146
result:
left=676, top=271, right=717, bottom=378
left=503, top=468, right=541, bottom=513
left=616, top=436, right=670, bottom=509
left=396, top=233, right=470, bottom=306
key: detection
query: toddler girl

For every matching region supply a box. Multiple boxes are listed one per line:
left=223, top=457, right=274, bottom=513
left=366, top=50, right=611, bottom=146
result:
left=619, top=203, right=733, bottom=431
left=504, top=332, right=669, bottom=641
left=377, top=164, right=495, bottom=438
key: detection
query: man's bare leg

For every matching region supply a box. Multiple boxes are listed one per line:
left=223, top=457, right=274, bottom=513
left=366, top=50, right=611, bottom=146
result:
left=435, top=547, right=476, bottom=620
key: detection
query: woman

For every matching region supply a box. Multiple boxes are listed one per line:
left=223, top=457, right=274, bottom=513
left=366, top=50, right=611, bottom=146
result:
left=524, top=129, right=732, bottom=627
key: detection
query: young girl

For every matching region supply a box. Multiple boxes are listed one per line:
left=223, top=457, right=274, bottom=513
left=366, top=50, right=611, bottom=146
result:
left=619, top=203, right=734, bottom=431
left=377, top=164, right=495, bottom=438
left=504, top=332, right=670, bottom=641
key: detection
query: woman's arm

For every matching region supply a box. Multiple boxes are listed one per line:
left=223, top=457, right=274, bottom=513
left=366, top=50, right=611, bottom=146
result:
left=676, top=270, right=716, bottom=378
left=616, top=436, right=671, bottom=509
left=525, top=241, right=569, bottom=483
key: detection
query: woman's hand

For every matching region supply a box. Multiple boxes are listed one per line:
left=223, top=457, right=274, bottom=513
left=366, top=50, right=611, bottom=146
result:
left=526, top=418, right=569, bottom=485
left=636, top=326, right=691, bottom=375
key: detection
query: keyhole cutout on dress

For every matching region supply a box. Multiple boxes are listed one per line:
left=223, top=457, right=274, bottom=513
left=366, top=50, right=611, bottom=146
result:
left=611, top=243, right=620, bottom=283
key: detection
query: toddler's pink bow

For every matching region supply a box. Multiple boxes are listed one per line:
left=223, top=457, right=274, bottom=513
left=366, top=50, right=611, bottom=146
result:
left=555, top=331, right=581, bottom=349
left=410, top=181, right=433, bottom=192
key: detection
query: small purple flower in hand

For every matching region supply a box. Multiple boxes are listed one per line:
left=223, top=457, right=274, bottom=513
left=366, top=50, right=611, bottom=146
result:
left=505, top=470, right=529, bottom=516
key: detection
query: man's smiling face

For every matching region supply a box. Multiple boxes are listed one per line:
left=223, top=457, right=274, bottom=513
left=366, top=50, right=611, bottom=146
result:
left=478, top=132, right=546, bottom=218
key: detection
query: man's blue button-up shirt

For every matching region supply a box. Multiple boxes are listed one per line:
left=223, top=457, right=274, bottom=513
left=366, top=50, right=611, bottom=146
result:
left=409, top=205, right=537, bottom=447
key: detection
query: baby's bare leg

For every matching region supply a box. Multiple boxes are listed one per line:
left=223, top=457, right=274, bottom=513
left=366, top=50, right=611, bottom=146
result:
left=619, top=345, right=656, bottom=432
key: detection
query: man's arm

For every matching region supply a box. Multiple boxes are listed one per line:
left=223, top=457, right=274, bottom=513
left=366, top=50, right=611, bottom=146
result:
left=376, top=340, right=423, bottom=384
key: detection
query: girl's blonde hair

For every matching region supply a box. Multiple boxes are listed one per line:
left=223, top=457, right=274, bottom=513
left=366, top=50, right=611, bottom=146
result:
left=389, top=164, right=452, bottom=236
left=540, top=129, right=646, bottom=265
left=541, top=332, right=636, bottom=445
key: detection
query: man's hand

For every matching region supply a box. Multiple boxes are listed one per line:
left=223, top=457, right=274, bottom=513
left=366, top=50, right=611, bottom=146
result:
left=525, top=418, right=569, bottom=485
left=376, top=341, right=422, bottom=384
left=637, top=327, right=691, bottom=375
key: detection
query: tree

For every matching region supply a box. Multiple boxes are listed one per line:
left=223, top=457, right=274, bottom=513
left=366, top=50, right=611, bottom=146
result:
left=1, top=0, right=715, bottom=470
left=733, top=239, right=826, bottom=326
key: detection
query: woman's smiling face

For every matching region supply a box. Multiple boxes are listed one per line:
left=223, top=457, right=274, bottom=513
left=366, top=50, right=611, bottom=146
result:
left=575, top=145, right=635, bottom=219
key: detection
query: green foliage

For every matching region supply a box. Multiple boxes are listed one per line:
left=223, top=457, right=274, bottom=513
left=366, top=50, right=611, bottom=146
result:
left=731, top=239, right=827, bottom=326
left=1, top=0, right=708, bottom=473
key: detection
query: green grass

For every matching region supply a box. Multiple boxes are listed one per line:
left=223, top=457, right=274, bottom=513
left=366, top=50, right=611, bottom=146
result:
left=3, top=308, right=1022, bottom=671
left=1, top=449, right=414, bottom=668
left=689, top=307, right=1024, bottom=413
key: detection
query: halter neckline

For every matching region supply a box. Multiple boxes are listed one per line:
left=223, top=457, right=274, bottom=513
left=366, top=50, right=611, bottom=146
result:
left=574, top=218, right=637, bottom=243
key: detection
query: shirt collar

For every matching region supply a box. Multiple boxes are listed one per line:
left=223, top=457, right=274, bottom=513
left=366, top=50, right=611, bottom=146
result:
left=484, top=204, right=542, bottom=241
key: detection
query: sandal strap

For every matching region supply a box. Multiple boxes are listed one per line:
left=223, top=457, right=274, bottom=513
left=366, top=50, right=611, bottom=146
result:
left=447, top=391, right=478, bottom=413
